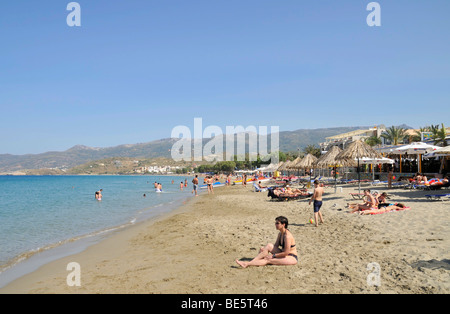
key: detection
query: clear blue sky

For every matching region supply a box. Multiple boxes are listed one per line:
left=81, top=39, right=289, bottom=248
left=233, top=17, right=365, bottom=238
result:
left=1, top=0, right=449, bottom=154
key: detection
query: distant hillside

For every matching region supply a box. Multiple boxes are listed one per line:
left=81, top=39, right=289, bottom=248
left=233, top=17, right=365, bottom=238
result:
left=0, top=139, right=176, bottom=173
left=0, top=126, right=370, bottom=173
left=277, top=126, right=371, bottom=152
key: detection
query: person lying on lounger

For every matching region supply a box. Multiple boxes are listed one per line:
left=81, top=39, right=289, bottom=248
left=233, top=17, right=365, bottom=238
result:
left=235, top=216, right=298, bottom=268
left=359, top=203, right=407, bottom=215
left=257, top=181, right=267, bottom=189
left=348, top=189, right=377, bottom=213
left=423, top=176, right=449, bottom=186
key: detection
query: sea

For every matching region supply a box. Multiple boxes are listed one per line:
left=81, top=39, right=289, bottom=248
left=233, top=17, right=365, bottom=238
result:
left=0, top=175, right=195, bottom=288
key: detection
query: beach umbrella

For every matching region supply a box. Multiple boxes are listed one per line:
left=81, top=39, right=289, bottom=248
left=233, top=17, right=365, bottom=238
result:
left=276, top=161, right=285, bottom=171
left=279, top=160, right=292, bottom=174
left=287, top=157, right=302, bottom=169
left=315, top=146, right=355, bottom=193
left=336, top=140, right=382, bottom=193
left=287, top=157, right=303, bottom=177
left=424, top=146, right=450, bottom=173
left=359, top=157, right=394, bottom=182
left=394, top=142, right=440, bottom=172
left=296, top=154, right=318, bottom=185
left=424, top=146, right=450, bottom=157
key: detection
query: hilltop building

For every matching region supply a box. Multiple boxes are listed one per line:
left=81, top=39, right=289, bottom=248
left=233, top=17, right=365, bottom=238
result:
left=319, top=126, right=386, bottom=152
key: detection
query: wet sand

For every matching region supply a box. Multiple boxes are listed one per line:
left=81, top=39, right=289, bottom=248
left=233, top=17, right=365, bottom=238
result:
left=1, top=183, right=449, bottom=294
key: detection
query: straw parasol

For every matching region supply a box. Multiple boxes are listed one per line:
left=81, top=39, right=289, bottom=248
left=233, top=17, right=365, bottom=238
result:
left=295, top=153, right=318, bottom=184
left=276, top=161, right=285, bottom=172
left=315, top=146, right=355, bottom=193
left=287, top=157, right=303, bottom=170
left=336, top=140, right=382, bottom=193
left=278, top=160, right=292, bottom=173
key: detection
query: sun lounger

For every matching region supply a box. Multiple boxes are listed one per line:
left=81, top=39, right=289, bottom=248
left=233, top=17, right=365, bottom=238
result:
left=386, top=182, right=408, bottom=188
left=253, top=183, right=268, bottom=192
left=350, top=193, right=365, bottom=200
left=267, top=188, right=312, bottom=201
left=428, top=182, right=450, bottom=191
left=425, top=194, right=450, bottom=201
left=371, top=180, right=387, bottom=186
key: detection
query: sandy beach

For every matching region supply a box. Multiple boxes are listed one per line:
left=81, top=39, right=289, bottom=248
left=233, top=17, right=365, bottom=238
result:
left=1, top=182, right=449, bottom=294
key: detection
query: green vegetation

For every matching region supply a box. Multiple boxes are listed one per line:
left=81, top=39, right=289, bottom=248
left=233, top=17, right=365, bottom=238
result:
left=381, top=126, right=406, bottom=145
left=432, top=123, right=448, bottom=147
left=365, top=136, right=382, bottom=147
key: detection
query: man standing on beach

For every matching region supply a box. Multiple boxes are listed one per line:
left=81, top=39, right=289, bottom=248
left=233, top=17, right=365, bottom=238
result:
left=192, top=175, right=199, bottom=196
left=309, top=180, right=324, bottom=227
left=388, top=166, right=393, bottom=189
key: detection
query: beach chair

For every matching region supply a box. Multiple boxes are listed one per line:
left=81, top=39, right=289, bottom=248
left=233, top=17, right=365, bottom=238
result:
left=387, top=182, right=408, bottom=189
left=425, top=194, right=450, bottom=201
left=253, top=183, right=267, bottom=192
left=267, top=188, right=312, bottom=202
left=350, top=193, right=365, bottom=200
left=428, top=182, right=450, bottom=191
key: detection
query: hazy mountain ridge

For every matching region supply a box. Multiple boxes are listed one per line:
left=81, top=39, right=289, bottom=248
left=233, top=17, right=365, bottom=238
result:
left=0, top=126, right=371, bottom=172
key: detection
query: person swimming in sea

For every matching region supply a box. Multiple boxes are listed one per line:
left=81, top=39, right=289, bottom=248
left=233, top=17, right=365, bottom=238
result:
left=95, top=189, right=103, bottom=201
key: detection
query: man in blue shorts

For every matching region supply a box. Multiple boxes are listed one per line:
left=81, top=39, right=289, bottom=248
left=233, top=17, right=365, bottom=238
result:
left=309, top=180, right=324, bottom=227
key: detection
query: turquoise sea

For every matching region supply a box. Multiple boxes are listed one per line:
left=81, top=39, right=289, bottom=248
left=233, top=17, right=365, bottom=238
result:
left=0, top=175, right=194, bottom=285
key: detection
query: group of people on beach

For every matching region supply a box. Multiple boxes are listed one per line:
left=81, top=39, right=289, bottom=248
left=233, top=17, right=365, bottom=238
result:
left=347, top=189, right=407, bottom=215
left=411, top=173, right=449, bottom=186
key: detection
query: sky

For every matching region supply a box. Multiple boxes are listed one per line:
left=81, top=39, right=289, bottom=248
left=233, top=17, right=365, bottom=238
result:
left=0, top=0, right=449, bottom=155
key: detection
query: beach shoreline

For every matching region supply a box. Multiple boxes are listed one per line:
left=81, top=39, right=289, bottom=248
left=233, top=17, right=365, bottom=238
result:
left=1, top=183, right=449, bottom=294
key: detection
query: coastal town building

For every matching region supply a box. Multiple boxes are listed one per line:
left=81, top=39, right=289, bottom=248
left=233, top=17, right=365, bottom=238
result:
left=319, top=126, right=386, bottom=152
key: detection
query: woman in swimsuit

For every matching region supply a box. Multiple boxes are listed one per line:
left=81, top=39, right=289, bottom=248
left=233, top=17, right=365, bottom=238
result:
left=235, top=216, right=298, bottom=268
left=360, top=203, right=406, bottom=215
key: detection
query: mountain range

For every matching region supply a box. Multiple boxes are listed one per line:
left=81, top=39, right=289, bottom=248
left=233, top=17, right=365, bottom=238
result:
left=0, top=126, right=375, bottom=172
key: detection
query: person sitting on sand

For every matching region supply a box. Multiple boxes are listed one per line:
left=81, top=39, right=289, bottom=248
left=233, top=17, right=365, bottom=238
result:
left=348, top=189, right=377, bottom=213
left=376, top=192, right=390, bottom=209
left=235, top=216, right=298, bottom=268
left=360, top=203, right=407, bottom=215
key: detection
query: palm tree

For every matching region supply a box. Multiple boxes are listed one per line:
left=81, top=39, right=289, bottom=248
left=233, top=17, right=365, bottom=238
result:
left=381, top=126, right=406, bottom=145
left=365, top=136, right=382, bottom=147
left=430, top=124, right=440, bottom=137
left=303, top=145, right=321, bottom=158
left=432, top=123, right=448, bottom=147
left=412, top=127, right=430, bottom=142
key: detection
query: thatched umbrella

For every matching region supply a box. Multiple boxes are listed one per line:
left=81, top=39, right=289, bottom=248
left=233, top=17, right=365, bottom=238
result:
left=336, top=140, right=382, bottom=193
left=315, top=146, right=356, bottom=193
left=278, top=160, right=292, bottom=174
left=287, top=157, right=301, bottom=168
left=276, top=161, right=285, bottom=172
left=296, top=154, right=318, bottom=185
left=287, top=157, right=302, bottom=170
